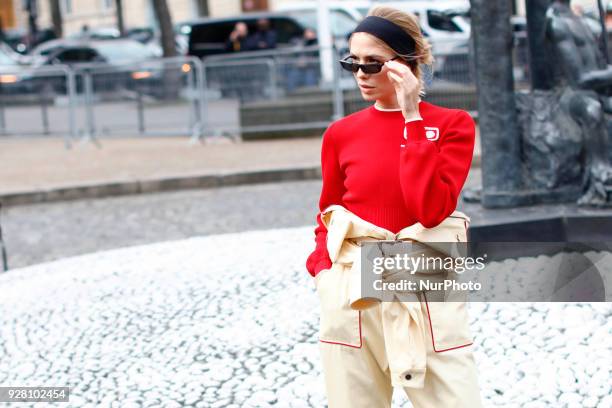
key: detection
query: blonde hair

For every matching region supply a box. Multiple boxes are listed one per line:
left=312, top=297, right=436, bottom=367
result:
left=349, top=6, right=434, bottom=95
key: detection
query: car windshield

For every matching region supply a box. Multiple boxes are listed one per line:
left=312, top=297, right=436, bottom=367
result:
left=427, top=10, right=464, bottom=32
left=0, top=50, right=16, bottom=65
left=356, top=8, right=370, bottom=18
left=94, top=41, right=155, bottom=62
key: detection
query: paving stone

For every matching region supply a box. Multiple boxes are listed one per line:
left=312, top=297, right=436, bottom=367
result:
left=0, top=225, right=609, bottom=407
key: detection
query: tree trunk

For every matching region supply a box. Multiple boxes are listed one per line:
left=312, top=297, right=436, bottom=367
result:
left=151, top=0, right=179, bottom=100
left=49, top=0, right=63, bottom=39
left=196, top=0, right=209, bottom=17
left=115, top=0, right=125, bottom=37
left=26, top=0, right=39, bottom=49
left=151, top=0, right=176, bottom=57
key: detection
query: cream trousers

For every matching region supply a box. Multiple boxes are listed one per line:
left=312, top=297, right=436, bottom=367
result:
left=314, top=205, right=483, bottom=407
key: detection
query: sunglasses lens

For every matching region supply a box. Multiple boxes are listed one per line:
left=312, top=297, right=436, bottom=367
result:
left=339, top=60, right=385, bottom=74
left=339, top=60, right=358, bottom=72
left=362, top=64, right=382, bottom=74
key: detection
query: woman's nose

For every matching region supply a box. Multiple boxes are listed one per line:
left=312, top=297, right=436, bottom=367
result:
left=355, top=69, right=369, bottom=79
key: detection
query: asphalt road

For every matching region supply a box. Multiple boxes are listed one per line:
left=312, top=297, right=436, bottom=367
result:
left=1, top=169, right=481, bottom=270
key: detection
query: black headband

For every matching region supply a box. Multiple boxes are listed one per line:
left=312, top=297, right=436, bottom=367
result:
left=352, top=16, right=416, bottom=58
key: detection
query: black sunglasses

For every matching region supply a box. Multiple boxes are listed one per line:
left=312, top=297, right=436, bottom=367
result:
left=339, top=56, right=400, bottom=74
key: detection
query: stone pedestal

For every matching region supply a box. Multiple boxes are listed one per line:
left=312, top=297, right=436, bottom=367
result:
left=516, top=90, right=585, bottom=194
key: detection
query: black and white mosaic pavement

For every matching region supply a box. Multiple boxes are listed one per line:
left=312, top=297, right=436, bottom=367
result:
left=0, top=227, right=610, bottom=407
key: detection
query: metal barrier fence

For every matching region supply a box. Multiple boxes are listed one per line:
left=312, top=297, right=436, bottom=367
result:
left=200, top=46, right=343, bottom=139
left=72, top=56, right=205, bottom=143
left=0, top=202, right=7, bottom=272
left=0, top=41, right=534, bottom=144
left=0, top=57, right=206, bottom=145
left=0, top=65, right=76, bottom=147
left=201, top=44, right=478, bottom=140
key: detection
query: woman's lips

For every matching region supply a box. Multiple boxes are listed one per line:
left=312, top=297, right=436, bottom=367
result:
left=359, top=84, right=375, bottom=90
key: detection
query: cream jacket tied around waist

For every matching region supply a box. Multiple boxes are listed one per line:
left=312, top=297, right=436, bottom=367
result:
left=314, top=204, right=474, bottom=388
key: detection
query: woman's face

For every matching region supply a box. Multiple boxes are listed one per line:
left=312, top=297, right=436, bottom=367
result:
left=348, top=32, right=410, bottom=104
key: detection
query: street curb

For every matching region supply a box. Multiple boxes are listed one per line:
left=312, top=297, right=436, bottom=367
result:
left=0, top=167, right=322, bottom=207
left=0, top=156, right=481, bottom=207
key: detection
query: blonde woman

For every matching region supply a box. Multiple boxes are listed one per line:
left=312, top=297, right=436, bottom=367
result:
left=306, top=6, right=483, bottom=408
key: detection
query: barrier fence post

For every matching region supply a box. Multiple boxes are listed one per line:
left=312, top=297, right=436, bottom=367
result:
left=82, top=68, right=100, bottom=146
left=191, top=59, right=209, bottom=143
left=66, top=69, right=77, bottom=148
left=331, top=46, right=344, bottom=121
left=268, top=59, right=278, bottom=100
left=186, top=60, right=195, bottom=134
left=0, top=83, right=6, bottom=136
left=188, top=58, right=204, bottom=140
left=40, top=85, right=50, bottom=135
left=0, top=202, right=8, bottom=272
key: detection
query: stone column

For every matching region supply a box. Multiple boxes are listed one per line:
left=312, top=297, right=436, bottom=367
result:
left=470, top=0, right=524, bottom=207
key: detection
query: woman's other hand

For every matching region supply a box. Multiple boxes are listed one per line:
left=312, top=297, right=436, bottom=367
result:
left=385, top=60, right=421, bottom=121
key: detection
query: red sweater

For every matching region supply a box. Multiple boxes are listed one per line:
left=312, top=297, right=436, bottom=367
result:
left=306, top=101, right=475, bottom=277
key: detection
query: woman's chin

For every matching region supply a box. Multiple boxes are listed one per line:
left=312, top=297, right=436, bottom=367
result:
left=360, top=92, right=376, bottom=100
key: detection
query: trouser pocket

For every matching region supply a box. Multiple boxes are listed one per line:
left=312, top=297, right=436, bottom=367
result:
left=315, top=264, right=362, bottom=348
left=422, top=290, right=474, bottom=352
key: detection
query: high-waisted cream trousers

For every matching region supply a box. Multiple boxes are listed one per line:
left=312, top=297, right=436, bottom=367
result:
left=313, top=205, right=483, bottom=408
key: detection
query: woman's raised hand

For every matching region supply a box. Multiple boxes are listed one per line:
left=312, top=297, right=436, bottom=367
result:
left=384, top=60, right=421, bottom=121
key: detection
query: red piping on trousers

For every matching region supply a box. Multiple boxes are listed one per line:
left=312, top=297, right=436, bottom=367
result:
left=319, top=311, right=363, bottom=348
left=423, top=292, right=473, bottom=352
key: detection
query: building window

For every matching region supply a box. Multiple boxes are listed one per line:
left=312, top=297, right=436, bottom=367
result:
left=101, top=0, right=113, bottom=10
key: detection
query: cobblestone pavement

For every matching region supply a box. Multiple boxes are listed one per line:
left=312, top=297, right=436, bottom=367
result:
left=1, top=180, right=321, bottom=269
left=1, top=169, right=481, bottom=270
left=0, top=228, right=610, bottom=407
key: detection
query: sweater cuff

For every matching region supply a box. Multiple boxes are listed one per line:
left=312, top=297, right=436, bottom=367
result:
left=403, top=119, right=427, bottom=142
left=404, top=116, right=423, bottom=123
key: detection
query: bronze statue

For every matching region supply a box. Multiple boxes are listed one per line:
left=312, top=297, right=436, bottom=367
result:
left=546, top=0, right=612, bottom=206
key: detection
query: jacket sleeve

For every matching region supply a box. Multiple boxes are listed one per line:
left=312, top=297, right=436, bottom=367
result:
left=306, top=123, right=346, bottom=277
left=399, top=110, right=475, bottom=228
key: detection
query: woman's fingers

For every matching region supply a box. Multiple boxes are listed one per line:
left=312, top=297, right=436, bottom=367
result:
left=385, top=60, right=417, bottom=85
left=387, top=71, right=403, bottom=85
left=385, top=60, right=410, bottom=74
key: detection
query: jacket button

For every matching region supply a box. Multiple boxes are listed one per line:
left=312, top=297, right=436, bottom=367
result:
left=404, top=373, right=412, bottom=380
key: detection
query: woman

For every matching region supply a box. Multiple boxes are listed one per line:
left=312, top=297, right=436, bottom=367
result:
left=306, top=6, right=483, bottom=408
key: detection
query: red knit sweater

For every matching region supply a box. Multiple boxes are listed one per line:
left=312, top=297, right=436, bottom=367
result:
left=306, top=101, right=476, bottom=277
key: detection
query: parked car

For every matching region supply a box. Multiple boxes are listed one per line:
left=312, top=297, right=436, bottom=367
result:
left=0, top=41, right=33, bottom=65
left=183, top=12, right=307, bottom=59
left=0, top=46, right=36, bottom=95
left=68, top=27, right=122, bottom=40
left=30, top=38, right=156, bottom=64
left=275, top=1, right=366, bottom=52
left=277, top=1, right=372, bottom=22
left=376, top=1, right=470, bottom=53
left=29, top=39, right=164, bottom=97
left=2, top=27, right=57, bottom=54
left=370, top=1, right=470, bottom=82
left=126, top=27, right=155, bottom=44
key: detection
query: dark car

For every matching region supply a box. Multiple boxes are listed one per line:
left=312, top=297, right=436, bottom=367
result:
left=184, top=12, right=306, bottom=59
left=29, top=39, right=163, bottom=97
left=30, top=38, right=156, bottom=65
left=181, top=13, right=317, bottom=101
